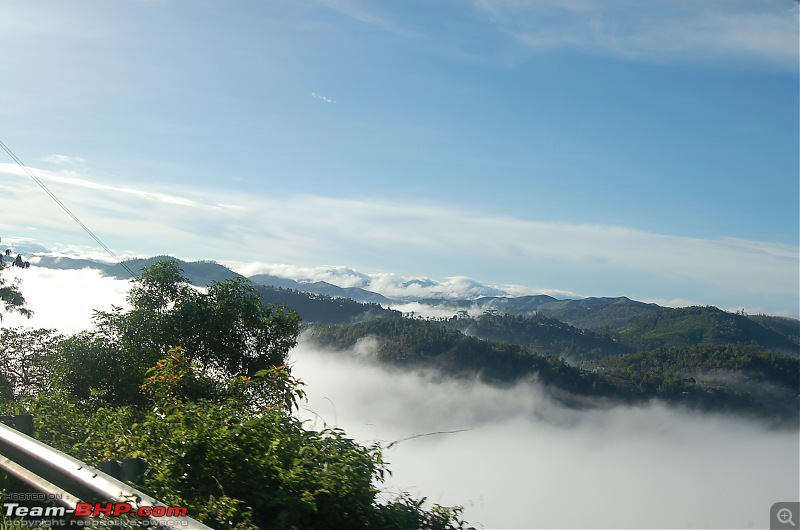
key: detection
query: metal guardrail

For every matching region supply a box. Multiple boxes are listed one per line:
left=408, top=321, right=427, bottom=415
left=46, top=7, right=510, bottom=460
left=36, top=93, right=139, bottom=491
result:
left=0, top=422, right=213, bottom=529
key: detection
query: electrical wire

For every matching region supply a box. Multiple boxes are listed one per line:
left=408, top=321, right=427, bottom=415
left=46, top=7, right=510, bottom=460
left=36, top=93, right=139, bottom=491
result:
left=0, top=139, right=137, bottom=279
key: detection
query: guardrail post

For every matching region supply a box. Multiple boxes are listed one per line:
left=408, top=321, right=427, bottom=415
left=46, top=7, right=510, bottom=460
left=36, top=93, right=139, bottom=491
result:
left=0, top=414, right=34, bottom=437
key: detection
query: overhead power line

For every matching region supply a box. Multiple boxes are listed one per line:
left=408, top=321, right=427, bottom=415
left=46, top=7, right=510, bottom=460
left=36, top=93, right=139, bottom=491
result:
left=0, top=139, right=137, bottom=279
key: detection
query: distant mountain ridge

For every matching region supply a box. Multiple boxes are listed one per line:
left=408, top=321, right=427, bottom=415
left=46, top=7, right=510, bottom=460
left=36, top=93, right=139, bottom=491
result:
left=28, top=254, right=798, bottom=338
left=249, top=274, right=391, bottom=305
left=33, top=255, right=242, bottom=286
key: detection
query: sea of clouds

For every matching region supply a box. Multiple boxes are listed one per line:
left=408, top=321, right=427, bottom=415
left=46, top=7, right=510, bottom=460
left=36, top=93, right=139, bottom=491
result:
left=291, top=342, right=798, bottom=529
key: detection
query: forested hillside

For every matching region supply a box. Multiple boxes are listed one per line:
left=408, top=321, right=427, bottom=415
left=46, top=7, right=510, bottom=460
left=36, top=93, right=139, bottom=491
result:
left=256, top=285, right=400, bottom=324
left=439, top=312, right=630, bottom=359
left=304, top=311, right=800, bottom=426
left=616, top=306, right=799, bottom=353
left=535, top=297, right=661, bottom=330
left=747, top=314, right=800, bottom=348
left=305, top=318, right=615, bottom=398
left=586, top=344, right=799, bottom=419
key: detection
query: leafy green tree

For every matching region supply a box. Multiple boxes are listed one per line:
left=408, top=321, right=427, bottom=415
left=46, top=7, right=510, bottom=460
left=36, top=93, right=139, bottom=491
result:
left=99, top=260, right=301, bottom=376
left=53, top=260, right=301, bottom=405
left=52, top=331, right=148, bottom=407
left=0, top=328, right=62, bottom=403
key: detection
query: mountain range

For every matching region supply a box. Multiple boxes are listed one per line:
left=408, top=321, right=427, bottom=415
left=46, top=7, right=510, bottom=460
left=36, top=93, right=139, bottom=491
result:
left=29, top=254, right=799, bottom=338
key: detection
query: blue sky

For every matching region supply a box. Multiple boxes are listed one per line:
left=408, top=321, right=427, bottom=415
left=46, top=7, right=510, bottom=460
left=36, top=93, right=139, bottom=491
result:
left=0, top=0, right=798, bottom=315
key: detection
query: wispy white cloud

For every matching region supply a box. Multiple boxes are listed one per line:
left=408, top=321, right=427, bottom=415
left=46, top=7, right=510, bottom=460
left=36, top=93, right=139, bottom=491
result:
left=1, top=163, right=796, bottom=316
left=235, top=263, right=371, bottom=287
left=0, top=162, right=205, bottom=208
left=473, top=0, right=799, bottom=68
left=374, top=275, right=508, bottom=299
left=494, top=284, right=580, bottom=299
left=43, top=154, right=85, bottom=165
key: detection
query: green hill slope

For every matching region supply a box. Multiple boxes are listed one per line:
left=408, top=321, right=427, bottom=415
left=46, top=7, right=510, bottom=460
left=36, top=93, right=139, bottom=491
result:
left=616, top=306, right=799, bottom=355
left=536, top=297, right=661, bottom=330
left=256, top=285, right=400, bottom=325
left=440, top=312, right=630, bottom=359
left=747, top=314, right=800, bottom=347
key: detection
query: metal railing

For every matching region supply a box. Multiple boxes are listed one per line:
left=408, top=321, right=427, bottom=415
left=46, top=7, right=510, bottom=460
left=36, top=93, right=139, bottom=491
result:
left=0, top=421, right=213, bottom=529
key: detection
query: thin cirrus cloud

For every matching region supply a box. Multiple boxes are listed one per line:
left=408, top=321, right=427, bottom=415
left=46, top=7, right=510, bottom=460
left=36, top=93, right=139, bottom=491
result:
left=0, top=162, right=204, bottom=208
left=315, top=0, right=401, bottom=34
left=42, top=154, right=86, bottom=165
left=472, top=0, right=798, bottom=67
left=0, top=163, right=797, bottom=316
left=310, top=0, right=797, bottom=67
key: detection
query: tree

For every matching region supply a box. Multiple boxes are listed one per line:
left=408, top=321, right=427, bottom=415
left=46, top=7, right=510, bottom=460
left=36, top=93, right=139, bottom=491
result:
left=0, top=237, right=32, bottom=320
left=0, top=328, right=62, bottom=402
left=53, top=259, right=301, bottom=405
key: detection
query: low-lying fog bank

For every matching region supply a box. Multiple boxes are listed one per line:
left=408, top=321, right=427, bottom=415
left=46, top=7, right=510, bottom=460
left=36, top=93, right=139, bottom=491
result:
left=290, top=339, right=799, bottom=529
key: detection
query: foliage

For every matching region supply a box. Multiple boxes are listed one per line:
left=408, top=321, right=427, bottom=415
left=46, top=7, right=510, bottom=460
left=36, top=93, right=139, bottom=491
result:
left=51, top=260, right=302, bottom=406
left=0, top=328, right=62, bottom=402
left=51, top=331, right=150, bottom=407
left=131, top=348, right=382, bottom=528
left=96, top=260, right=302, bottom=376
left=616, top=306, right=799, bottom=353
left=440, top=312, right=629, bottom=359
left=0, top=239, right=32, bottom=320
left=306, top=318, right=615, bottom=395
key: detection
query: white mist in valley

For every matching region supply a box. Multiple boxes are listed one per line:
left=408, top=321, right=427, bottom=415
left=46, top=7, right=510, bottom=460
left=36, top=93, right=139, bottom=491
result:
left=290, top=340, right=799, bottom=529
